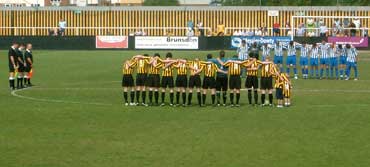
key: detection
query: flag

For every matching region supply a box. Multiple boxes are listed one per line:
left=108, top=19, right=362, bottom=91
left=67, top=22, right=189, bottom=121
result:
left=15, top=68, right=18, bottom=78
left=28, top=68, right=33, bottom=78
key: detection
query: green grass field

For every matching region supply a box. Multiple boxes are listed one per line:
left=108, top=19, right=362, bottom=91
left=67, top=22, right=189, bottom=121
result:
left=1, top=50, right=370, bottom=167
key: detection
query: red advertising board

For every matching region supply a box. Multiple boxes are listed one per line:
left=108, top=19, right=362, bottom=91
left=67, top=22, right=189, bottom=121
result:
left=96, top=36, right=128, bottom=48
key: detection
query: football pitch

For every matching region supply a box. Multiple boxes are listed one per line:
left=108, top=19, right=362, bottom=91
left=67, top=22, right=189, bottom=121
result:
left=1, top=50, right=370, bottom=167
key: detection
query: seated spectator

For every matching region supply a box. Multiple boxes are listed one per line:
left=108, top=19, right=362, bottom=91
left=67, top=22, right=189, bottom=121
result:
left=331, top=23, right=338, bottom=36
left=361, top=26, right=368, bottom=37
left=247, top=29, right=254, bottom=36
left=338, top=23, right=344, bottom=36
left=349, top=22, right=356, bottom=37
left=273, top=22, right=280, bottom=36
left=255, top=28, right=262, bottom=36
left=196, top=20, right=204, bottom=36
left=353, top=18, right=361, bottom=36
left=319, top=23, right=328, bottom=37
left=233, top=30, right=240, bottom=36
left=296, top=23, right=305, bottom=37
left=134, top=29, right=143, bottom=36
left=343, top=18, right=350, bottom=36
left=187, top=19, right=194, bottom=31
left=186, top=27, right=194, bottom=37
left=58, top=18, right=66, bottom=36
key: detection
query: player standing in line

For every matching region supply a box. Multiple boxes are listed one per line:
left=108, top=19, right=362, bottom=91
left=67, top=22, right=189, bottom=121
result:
left=214, top=51, right=230, bottom=106
left=345, top=44, right=359, bottom=81
left=201, top=54, right=227, bottom=106
left=282, top=73, right=292, bottom=106
left=261, top=43, right=271, bottom=61
left=274, top=72, right=284, bottom=108
left=272, top=41, right=284, bottom=72
left=187, top=58, right=203, bottom=106
left=146, top=53, right=162, bottom=106
left=337, top=44, right=347, bottom=79
left=260, top=56, right=278, bottom=106
left=319, top=41, right=330, bottom=79
left=329, top=44, right=339, bottom=79
left=309, top=43, right=320, bottom=79
left=286, top=41, right=298, bottom=79
left=299, top=42, right=309, bottom=79
left=8, top=42, right=19, bottom=90
left=132, top=54, right=150, bottom=106
left=122, top=59, right=137, bottom=106
left=237, top=40, right=249, bottom=78
left=159, top=53, right=178, bottom=106
left=174, top=59, right=189, bottom=106
left=24, top=43, right=33, bottom=86
left=16, top=44, right=26, bottom=89
left=244, top=55, right=262, bottom=106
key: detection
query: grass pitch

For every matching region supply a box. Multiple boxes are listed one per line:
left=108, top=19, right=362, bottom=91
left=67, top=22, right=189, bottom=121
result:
left=1, top=50, right=370, bottom=167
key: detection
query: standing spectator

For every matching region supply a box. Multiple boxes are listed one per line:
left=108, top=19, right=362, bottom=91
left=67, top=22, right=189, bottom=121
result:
left=215, top=21, right=225, bottom=36
left=361, top=26, right=368, bottom=37
left=319, top=23, right=328, bottom=37
left=58, top=18, right=67, bottom=36
left=331, top=23, right=338, bottom=37
left=343, top=18, right=350, bottom=36
left=196, top=20, right=204, bottom=36
left=187, top=19, right=194, bottom=31
left=353, top=18, right=361, bottom=36
left=273, top=22, right=280, bottom=36
left=285, top=20, right=291, bottom=35
left=338, top=23, right=344, bottom=36
left=186, top=27, right=194, bottom=37
left=349, top=22, right=356, bottom=37
left=233, top=29, right=240, bottom=36
left=296, top=23, right=305, bottom=37
left=261, top=22, right=268, bottom=36
left=255, top=28, right=262, bottom=36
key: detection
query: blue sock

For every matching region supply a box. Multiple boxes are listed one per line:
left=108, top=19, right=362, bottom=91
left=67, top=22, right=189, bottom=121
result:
left=326, top=68, right=329, bottom=77
left=286, top=67, right=290, bottom=75
left=335, top=67, right=339, bottom=78
left=354, top=66, right=358, bottom=78
left=306, top=69, right=309, bottom=75
left=320, top=69, right=324, bottom=77
left=339, top=69, right=343, bottom=76
left=301, top=68, right=305, bottom=76
left=316, top=69, right=319, bottom=77
left=330, top=67, right=334, bottom=78
left=293, top=67, right=297, bottom=75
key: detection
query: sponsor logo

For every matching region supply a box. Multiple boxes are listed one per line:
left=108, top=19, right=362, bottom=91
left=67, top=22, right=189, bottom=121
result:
left=96, top=36, right=128, bottom=48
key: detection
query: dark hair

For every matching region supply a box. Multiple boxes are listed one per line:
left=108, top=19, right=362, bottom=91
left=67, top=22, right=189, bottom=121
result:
left=166, top=52, right=173, bottom=58
left=241, top=40, right=246, bottom=44
left=313, top=43, right=317, bottom=47
left=206, top=54, right=213, bottom=59
left=12, top=41, right=18, bottom=45
left=289, top=41, right=294, bottom=45
left=219, top=50, right=225, bottom=58
left=154, top=53, right=160, bottom=57
left=143, top=54, right=149, bottom=57
left=345, top=44, right=351, bottom=49
left=338, top=44, right=342, bottom=49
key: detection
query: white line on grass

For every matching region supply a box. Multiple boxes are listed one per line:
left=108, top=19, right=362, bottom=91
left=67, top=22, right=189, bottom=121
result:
left=11, top=87, right=113, bottom=106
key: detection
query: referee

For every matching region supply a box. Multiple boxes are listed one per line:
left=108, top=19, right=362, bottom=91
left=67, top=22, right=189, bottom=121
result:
left=8, top=42, right=19, bottom=90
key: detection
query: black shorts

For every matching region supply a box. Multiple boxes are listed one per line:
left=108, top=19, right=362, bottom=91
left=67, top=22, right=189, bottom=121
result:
left=216, top=75, right=228, bottom=91
left=188, top=75, right=201, bottom=88
left=245, top=75, right=259, bottom=89
left=176, top=75, right=188, bottom=88
left=9, top=64, right=15, bottom=73
left=122, top=74, right=134, bottom=87
left=17, top=64, right=25, bottom=72
left=136, top=73, right=147, bottom=86
left=24, top=66, right=32, bottom=73
left=276, top=88, right=283, bottom=100
left=229, top=75, right=241, bottom=89
left=202, top=76, right=216, bottom=89
left=146, top=74, right=161, bottom=88
left=260, top=77, right=273, bottom=90
left=161, top=76, right=174, bottom=88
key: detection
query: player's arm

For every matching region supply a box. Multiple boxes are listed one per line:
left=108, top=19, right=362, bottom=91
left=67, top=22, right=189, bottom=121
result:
left=10, top=55, right=16, bottom=68
left=164, top=61, right=176, bottom=68
left=128, top=60, right=137, bottom=67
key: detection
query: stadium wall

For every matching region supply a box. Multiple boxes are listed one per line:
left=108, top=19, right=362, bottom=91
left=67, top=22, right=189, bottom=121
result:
left=0, top=6, right=369, bottom=36
left=1, top=36, right=368, bottom=50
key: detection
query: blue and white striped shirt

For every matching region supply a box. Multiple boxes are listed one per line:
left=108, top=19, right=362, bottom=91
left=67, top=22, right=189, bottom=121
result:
left=237, top=45, right=249, bottom=60
left=329, top=47, right=337, bottom=58
left=300, top=46, right=309, bottom=58
left=262, top=45, right=270, bottom=57
left=273, top=43, right=284, bottom=57
left=287, top=44, right=297, bottom=56
left=338, top=47, right=346, bottom=57
left=346, top=48, right=358, bottom=62
left=319, top=44, right=330, bottom=59
left=310, top=47, right=319, bottom=59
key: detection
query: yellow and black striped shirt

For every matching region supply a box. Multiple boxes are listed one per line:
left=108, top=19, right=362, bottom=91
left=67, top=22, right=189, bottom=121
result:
left=147, top=59, right=162, bottom=75
left=187, top=61, right=202, bottom=76
left=161, top=63, right=175, bottom=77
left=246, top=60, right=262, bottom=77
left=261, top=63, right=277, bottom=78
left=176, top=62, right=188, bottom=76
left=223, top=61, right=241, bottom=76
left=122, top=61, right=136, bottom=75
left=201, top=62, right=219, bottom=77
left=274, top=75, right=284, bottom=89
left=135, top=58, right=149, bottom=74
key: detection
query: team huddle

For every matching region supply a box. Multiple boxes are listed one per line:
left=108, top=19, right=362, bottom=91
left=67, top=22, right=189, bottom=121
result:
left=7, top=42, right=34, bottom=90
left=122, top=51, right=292, bottom=108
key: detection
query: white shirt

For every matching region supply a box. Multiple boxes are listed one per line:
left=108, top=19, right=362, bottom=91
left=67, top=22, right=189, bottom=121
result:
left=59, top=21, right=67, bottom=29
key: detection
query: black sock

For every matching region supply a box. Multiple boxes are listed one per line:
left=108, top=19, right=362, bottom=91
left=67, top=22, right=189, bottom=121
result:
left=230, top=93, right=234, bottom=104
left=216, top=92, right=220, bottom=104
left=142, top=91, right=146, bottom=103
left=24, top=78, right=27, bottom=85
left=254, top=90, right=258, bottom=104
left=197, top=92, right=202, bottom=106
left=123, top=92, right=128, bottom=103
left=202, top=94, right=206, bottom=105
left=188, top=93, right=193, bottom=105
left=28, top=78, right=31, bottom=84
left=154, top=91, right=159, bottom=104
left=17, top=78, right=20, bottom=88
left=236, top=93, right=240, bottom=104
left=182, top=93, right=186, bottom=105
left=222, top=92, right=227, bottom=104
left=9, top=79, right=15, bottom=89
left=170, top=93, right=174, bottom=104
left=19, top=77, right=23, bottom=87
left=176, top=92, right=180, bottom=104
left=161, top=92, right=165, bottom=103
left=248, top=90, right=252, bottom=104
left=149, top=91, right=153, bottom=103
left=136, top=91, right=140, bottom=103
left=269, top=93, right=273, bottom=104
left=130, top=92, right=135, bottom=103
left=211, top=94, right=215, bottom=104
left=261, top=94, right=265, bottom=104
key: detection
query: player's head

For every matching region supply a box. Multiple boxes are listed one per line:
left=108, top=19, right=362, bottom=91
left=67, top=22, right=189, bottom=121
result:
left=313, top=43, right=317, bottom=48
left=330, top=43, right=335, bottom=48
left=241, top=40, right=246, bottom=46
left=26, top=43, right=32, bottom=50
left=143, top=54, right=149, bottom=57
left=219, top=50, right=225, bottom=58
left=194, top=58, right=199, bottom=61
left=264, top=43, right=268, bottom=47
left=289, top=41, right=294, bottom=46
left=206, top=54, right=213, bottom=59
left=265, top=56, right=270, bottom=61
left=154, top=53, right=160, bottom=58
left=338, top=44, right=343, bottom=49
left=321, top=40, right=326, bottom=45
left=166, top=52, right=173, bottom=58
left=19, top=44, right=25, bottom=50
left=12, top=42, right=19, bottom=48
left=345, top=44, right=351, bottom=49
left=252, top=42, right=257, bottom=47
